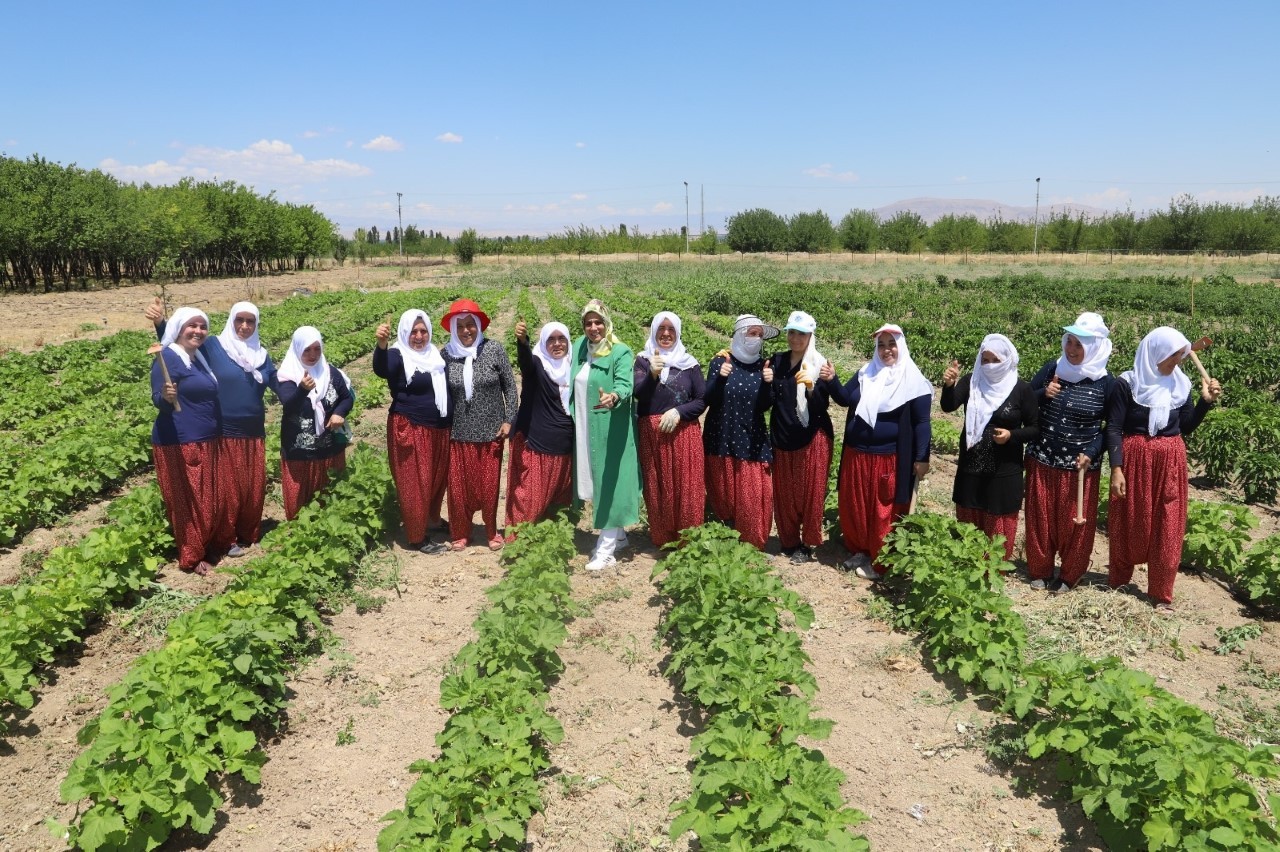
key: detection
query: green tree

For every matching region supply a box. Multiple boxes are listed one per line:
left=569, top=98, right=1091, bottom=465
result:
left=928, top=214, right=988, bottom=253
left=879, top=210, right=927, bottom=254
left=455, top=228, right=478, bottom=264
left=725, top=208, right=787, bottom=252
left=838, top=209, right=880, bottom=252
left=984, top=214, right=1033, bottom=253
left=787, top=210, right=835, bottom=253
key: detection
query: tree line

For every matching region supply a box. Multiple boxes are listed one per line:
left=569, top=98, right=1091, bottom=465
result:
left=0, top=155, right=338, bottom=293
left=725, top=196, right=1280, bottom=255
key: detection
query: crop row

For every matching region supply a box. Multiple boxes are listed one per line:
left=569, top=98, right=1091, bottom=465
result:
left=0, top=486, right=172, bottom=735
left=1181, top=500, right=1280, bottom=614
left=53, top=444, right=394, bottom=851
left=379, top=516, right=576, bottom=850
left=652, top=524, right=871, bottom=850
left=878, top=512, right=1280, bottom=851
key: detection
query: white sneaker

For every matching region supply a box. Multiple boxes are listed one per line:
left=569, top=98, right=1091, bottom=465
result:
left=586, top=555, right=616, bottom=572
left=853, top=565, right=880, bottom=581
left=842, top=552, right=871, bottom=572
left=1029, top=579, right=1047, bottom=591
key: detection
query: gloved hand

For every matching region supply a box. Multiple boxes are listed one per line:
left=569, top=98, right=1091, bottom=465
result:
left=649, top=354, right=666, bottom=377
left=658, top=409, right=681, bottom=433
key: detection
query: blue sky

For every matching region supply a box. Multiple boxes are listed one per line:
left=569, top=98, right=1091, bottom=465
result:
left=5, top=0, right=1277, bottom=237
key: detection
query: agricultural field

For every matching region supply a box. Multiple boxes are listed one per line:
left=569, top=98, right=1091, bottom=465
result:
left=1, top=257, right=1279, bottom=851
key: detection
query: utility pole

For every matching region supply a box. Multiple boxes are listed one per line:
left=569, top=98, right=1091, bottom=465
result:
left=683, top=181, right=690, bottom=253
left=396, top=192, right=404, bottom=259
left=1032, top=178, right=1041, bottom=255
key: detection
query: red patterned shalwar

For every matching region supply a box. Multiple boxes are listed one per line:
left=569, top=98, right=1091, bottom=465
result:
left=504, top=432, right=572, bottom=532
left=448, top=439, right=504, bottom=543
left=838, top=447, right=909, bottom=574
left=218, top=436, right=266, bottom=547
left=705, top=454, right=773, bottom=551
left=282, top=453, right=347, bottom=521
left=388, top=414, right=451, bottom=545
left=638, top=415, right=706, bottom=548
left=1108, top=435, right=1187, bottom=605
left=773, top=430, right=832, bottom=551
left=1023, top=457, right=1100, bottom=586
left=154, top=441, right=220, bottom=569
left=955, top=505, right=1019, bottom=562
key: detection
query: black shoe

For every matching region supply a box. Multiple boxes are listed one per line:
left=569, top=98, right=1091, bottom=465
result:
left=420, top=541, right=448, bottom=555
left=1050, top=579, right=1072, bottom=595
left=789, top=546, right=812, bottom=565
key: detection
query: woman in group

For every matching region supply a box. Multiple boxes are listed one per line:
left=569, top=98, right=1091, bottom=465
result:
left=150, top=308, right=223, bottom=575
left=572, top=299, right=641, bottom=571
left=1106, top=327, right=1221, bottom=611
left=766, top=311, right=836, bottom=564
left=704, top=314, right=779, bottom=551
left=374, top=309, right=451, bottom=554
left=145, top=298, right=275, bottom=556
left=277, top=326, right=354, bottom=520
left=506, top=319, right=575, bottom=533
left=634, top=311, right=707, bottom=548
left=441, top=299, right=518, bottom=550
left=831, top=324, right=933, bottom=579
left=1024, top=312, right=1114, bottom=593
left=940, top=333, right=1039, bottom=561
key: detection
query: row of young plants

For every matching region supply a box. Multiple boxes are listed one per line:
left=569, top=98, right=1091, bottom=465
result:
left=378, top=516, right=576, bottom=851
left=0, top=485, right=173, bottom=736
left=878, top=512, right=1280, bottom=851
left=52, top=444, right=394, bottom=851
left=1180, top=499, right=1280, bottom=613
left=651, top=524, right=871, bottom=850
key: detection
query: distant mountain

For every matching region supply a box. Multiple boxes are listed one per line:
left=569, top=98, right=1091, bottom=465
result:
left=874, top=197, right=1108, bottom=225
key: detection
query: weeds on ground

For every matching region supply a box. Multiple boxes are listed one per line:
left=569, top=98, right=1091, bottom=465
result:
left=109, top=582, right=208, bottom=639
left=1215, top=622, right=1264, bottom=655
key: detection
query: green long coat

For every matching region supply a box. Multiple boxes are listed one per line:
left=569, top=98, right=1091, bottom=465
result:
left=570, top=337, right=641, bottom=529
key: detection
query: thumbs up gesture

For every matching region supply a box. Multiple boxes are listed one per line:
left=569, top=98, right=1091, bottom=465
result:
left=1045, top=374, right=1063, bottom=400
left=762, top=356, right=774, bottom=384
left=375, top=323, right=391, bottom=349
left=514, top=320, right=528, bottom=343
left=719, top=358, right=733, bottom=378
left=818, top=359, right=835, bottom=382
left=943, top=359, right=961, bottom=387
left=649, top=353, right=666, bottom=377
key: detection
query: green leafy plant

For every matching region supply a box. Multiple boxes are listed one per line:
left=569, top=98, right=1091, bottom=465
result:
left=1181, top=499, right=1258, bottom=575
left=1214, top=622, right=1263, bottom=655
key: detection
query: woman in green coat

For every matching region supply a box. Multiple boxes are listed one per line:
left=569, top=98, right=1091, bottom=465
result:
left=571, top=299, right=641, bottom=571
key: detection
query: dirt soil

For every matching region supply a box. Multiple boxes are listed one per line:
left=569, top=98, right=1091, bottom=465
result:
left=2, top=266, right=1279, bottom=852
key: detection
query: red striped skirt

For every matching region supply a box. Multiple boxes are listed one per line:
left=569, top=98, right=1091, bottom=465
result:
left=282, top=453, right=347, bottom=521
left=154, top=441, right=220, bottom=570
left=448, top=439, right=504, bottom=542
left=838, top=448, right=909, bottom=571
left=773, top=431, right=832, bottom=550
left=505, top=432, right=572, bottom=532
left=388, top=414, right=451, bottom=544
left=1024, top=458, right=1099, bottom=585
left=638, top=415, right=706, bottom=547
left=955, top=505, right=1019, bottom=562
left=706, top=454, right=772, bottom=551
left=1108, top=435, right=1187, bottom=604
left=218, top=436, right=266, bottom=547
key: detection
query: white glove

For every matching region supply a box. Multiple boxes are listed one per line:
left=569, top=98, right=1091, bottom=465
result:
left=650, top=354, right=666, bottom=376
left=658, top=409, right=681, bottom=433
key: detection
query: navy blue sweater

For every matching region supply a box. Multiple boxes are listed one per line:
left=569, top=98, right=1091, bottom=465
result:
left=373, top=346, right=450, bottom=429
left=151, top=348, right=221, bottom=446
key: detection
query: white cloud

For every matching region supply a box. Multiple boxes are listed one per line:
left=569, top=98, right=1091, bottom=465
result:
left=575, top=141, right=587, bottom=149
left=596, top=204, right=617, bottom=215
left=301, top=126, right=338, bottom=139
left=1196, top=187, right=1267, bottom=205
left=652, top=202, right=673, bottom=213
left=99, top=139, right=371, bottom=186
left=436, top=132, right=463, bottom=144
left=803, top=163, right=859, bottom=183
left=363, top=135, right=403, bottom=151
left=954, top=176, right=969, bottom=183
left=571, top=193, right=587, bottom=201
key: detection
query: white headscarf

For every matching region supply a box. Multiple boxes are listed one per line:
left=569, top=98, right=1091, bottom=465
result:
left=730, top=314, right=778, bottom=364
left=393, top=309, right=448, bottom=417
left=1121, top=326, right=1192, bottom=436
left=784, top=311, right=826, bottom=428
left=643, top=311, right=700, bottom=384
left=965, top=333, right=1020, bottom=449
left=278, top=326, right=331, bottom=435
left=534, top=322, right=573, bottom=413
left=444, top=313, right=485, bottom=401
left=1055, top=311, right=1113, bottom=383
left=161, top=307, right=216, bottom=380
left=855, top=324, right=934, bottom=429
left=218, top=301, right=268, bottom=384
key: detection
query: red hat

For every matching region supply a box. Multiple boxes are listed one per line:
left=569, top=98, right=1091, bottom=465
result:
left=440, top=298, right=491, bottom=332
